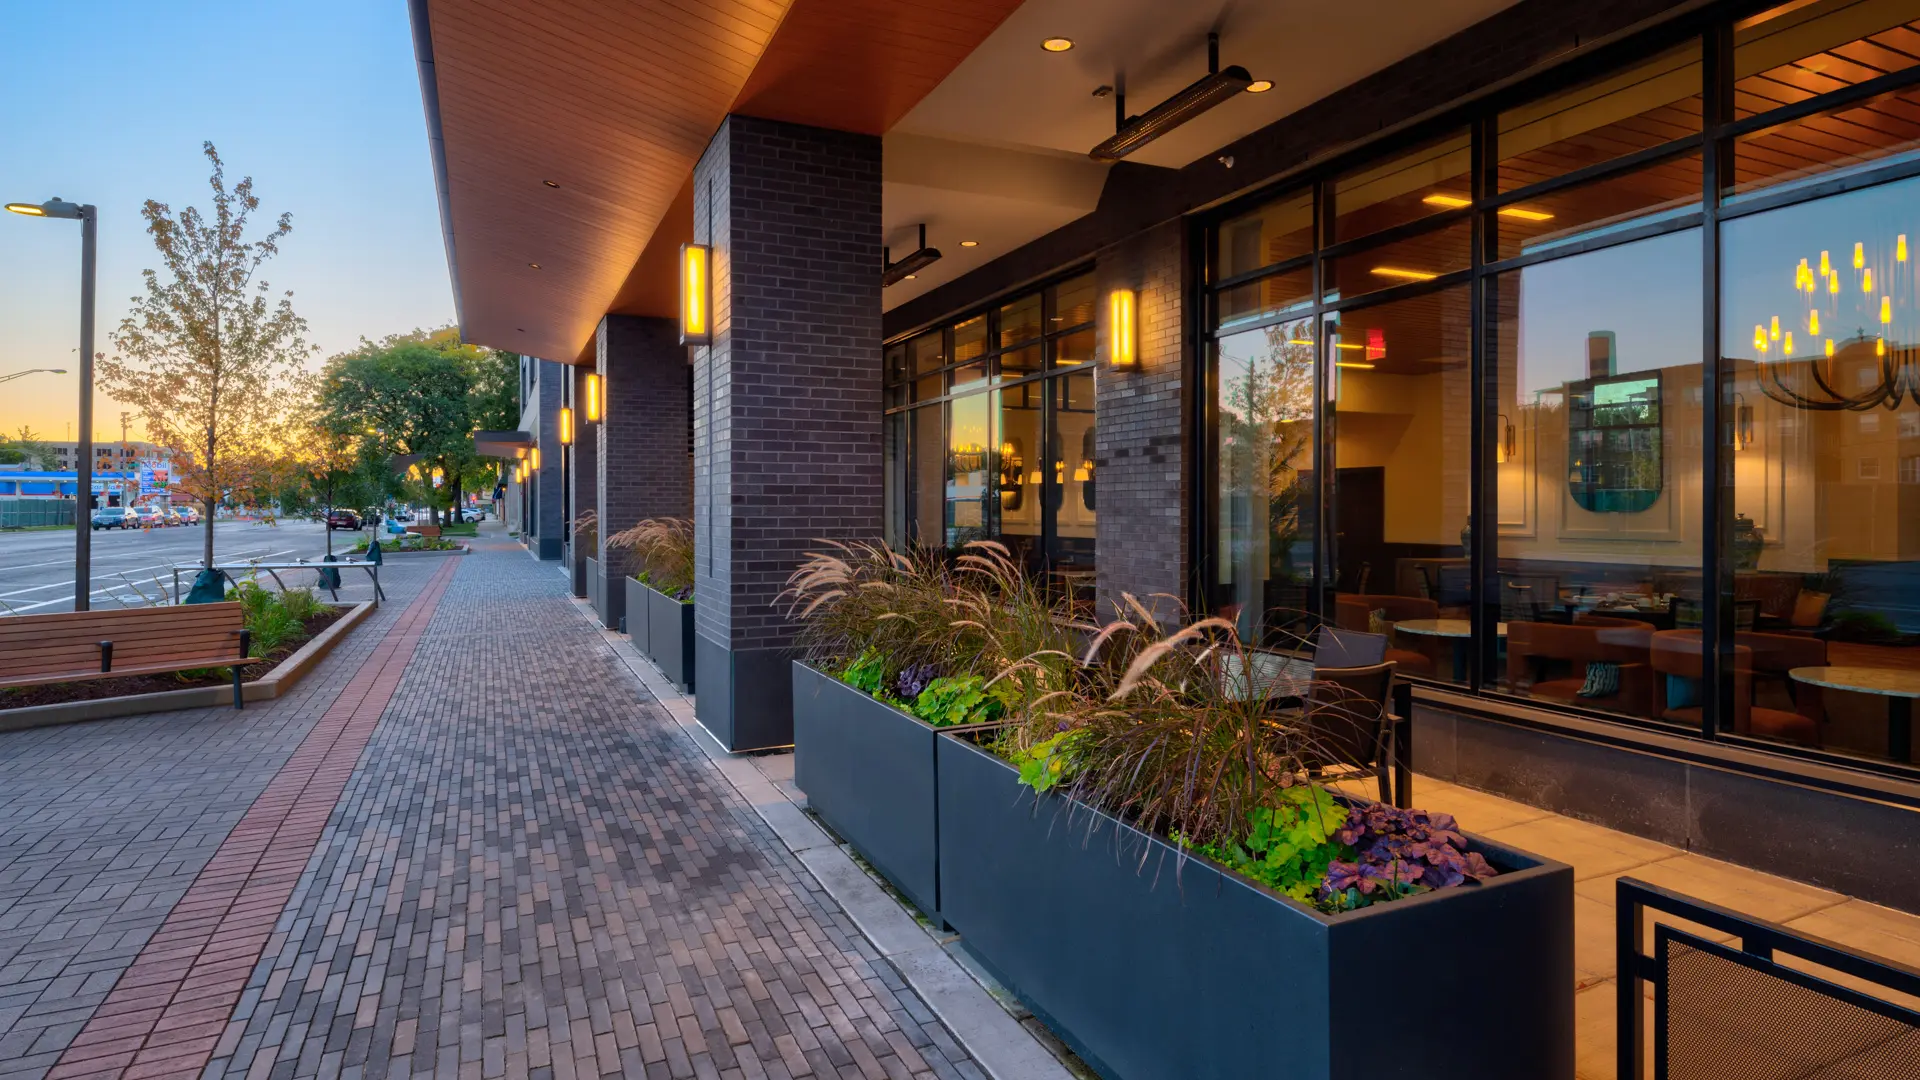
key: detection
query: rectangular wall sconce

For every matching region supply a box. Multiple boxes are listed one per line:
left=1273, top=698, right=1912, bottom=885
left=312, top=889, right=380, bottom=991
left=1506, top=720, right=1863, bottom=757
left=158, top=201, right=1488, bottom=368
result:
left=515, top=446, right=527, bottom=460
left=680, top=242, right=712, bottom=345
left=559, top=407, right=574, bottom=445
left=530, top=446, right=541, bottom=471
left=1109, top=288, right=1137, bottom=367
left=584, top=373, right=601, bottom=423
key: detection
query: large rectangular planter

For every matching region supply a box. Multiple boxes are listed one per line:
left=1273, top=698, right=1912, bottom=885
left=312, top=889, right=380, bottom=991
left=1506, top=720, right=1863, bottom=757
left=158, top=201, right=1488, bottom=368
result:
left=585, top=557, right=602, bottom=619
left=625, top=576, right=651, bottom=654
left=645, top=584, right=695, bottom=692
left=936, top=733, right=1575, bottom=1080
left=792, top=663, right=941, bottom=922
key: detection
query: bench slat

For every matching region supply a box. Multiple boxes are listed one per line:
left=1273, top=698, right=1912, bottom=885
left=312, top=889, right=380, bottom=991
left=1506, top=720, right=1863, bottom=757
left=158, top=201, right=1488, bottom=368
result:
left=3, top=656, right=260, bottom=689
left=0, top=639, right=243, bottom=672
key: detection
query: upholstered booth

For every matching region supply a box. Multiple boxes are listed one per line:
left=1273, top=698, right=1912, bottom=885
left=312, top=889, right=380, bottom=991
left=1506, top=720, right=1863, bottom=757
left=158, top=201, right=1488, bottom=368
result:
left=1505, top=621, right=1653, bottom=717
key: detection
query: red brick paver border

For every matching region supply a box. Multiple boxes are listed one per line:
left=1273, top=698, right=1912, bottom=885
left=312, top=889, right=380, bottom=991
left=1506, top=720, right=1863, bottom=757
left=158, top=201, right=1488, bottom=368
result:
left=46, top=560, right=461, bottom=1080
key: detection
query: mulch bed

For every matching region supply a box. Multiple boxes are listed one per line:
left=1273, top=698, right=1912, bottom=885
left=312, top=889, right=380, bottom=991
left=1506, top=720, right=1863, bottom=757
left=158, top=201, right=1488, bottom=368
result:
left=0, top=608, right=346, bottom=711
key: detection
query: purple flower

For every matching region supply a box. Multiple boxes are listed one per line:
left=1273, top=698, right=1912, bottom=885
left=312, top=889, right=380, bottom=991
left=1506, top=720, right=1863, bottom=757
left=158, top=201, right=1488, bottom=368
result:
left=896, top=662, right=940, bottom=701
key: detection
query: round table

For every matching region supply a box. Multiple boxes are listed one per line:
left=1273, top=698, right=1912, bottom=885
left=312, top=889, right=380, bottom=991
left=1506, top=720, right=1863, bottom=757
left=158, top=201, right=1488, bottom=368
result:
left=1789, top=666, right=1920, bottom=762
left=1391, top=620, right=1508, bottom=681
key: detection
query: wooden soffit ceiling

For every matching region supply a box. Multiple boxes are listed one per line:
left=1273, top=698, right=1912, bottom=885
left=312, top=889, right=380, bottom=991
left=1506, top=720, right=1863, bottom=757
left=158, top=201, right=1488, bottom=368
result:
left=423, top=0, right=1025, bottom=363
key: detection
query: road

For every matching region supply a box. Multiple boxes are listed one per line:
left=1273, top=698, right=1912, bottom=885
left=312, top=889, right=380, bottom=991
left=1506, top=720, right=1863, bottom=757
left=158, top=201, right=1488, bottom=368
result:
left=0, top=519, right=367, bottom=615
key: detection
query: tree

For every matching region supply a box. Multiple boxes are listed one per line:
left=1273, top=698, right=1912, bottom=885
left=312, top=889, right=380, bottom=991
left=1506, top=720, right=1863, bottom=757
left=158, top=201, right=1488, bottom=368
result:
left=0, top=426, right=54, bottom=468
left=318, top=330, right=475, bottom=526
left=100, top=142, right=313, bottom=565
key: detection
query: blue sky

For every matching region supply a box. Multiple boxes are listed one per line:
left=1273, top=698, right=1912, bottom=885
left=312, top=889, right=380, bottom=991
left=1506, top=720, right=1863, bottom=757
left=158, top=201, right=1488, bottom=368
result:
left=0, top=0, right=453, bottom=441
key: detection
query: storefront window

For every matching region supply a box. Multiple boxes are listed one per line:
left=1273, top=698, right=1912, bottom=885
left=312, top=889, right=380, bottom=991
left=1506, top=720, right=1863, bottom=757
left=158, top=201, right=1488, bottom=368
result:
left=1214, top=317, right=1317, bottom=644
left=1723, top=173, right=1920, bottom=766
left=1328, top=287, right=1473, bottom=685
left=1489, top=229, right=1704, bottom=721
left=885, top=272, right=1099, bottom=579
left=1331, top=131, right=1471, bottom=243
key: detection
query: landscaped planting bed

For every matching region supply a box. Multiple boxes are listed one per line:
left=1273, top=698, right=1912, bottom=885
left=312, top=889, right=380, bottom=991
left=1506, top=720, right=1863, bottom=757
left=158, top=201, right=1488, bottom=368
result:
left=781, top=539, right=1577, bottom=1078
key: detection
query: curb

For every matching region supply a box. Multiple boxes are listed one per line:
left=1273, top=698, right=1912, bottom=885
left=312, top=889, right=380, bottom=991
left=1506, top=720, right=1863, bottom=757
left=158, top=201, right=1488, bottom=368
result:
left=567, top=596, right=1076, bottom=1080
left=0, top=600, right=376, bottom=733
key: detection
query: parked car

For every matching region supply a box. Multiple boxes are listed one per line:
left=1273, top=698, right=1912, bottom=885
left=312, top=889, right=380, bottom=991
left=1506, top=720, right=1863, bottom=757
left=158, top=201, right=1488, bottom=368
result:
left=162, top=508, right=187, bottom=527
left=360, top=506, right=383, bottom=526
left=91, top=507, right=132, bottom=530
left=130, top=505, right=162, bottom=528
left=326, top=509, right=362, bottom=531
left=177, top=506, right=200, bottom=525
left=459, top=507, right=486, bottom=523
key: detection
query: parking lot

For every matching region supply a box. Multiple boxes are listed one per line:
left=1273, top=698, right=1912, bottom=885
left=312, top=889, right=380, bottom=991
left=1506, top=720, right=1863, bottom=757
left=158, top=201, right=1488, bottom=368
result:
left=0, top=517, right=369, bottom=614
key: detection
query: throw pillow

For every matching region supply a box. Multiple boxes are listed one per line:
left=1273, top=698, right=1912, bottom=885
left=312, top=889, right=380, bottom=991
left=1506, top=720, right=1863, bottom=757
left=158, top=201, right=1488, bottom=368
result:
left=1367, top=608, right=1390, bottom=636
left=1577, top=660, right=1621, bottom=698
left=1791, top=590, right=1830, bottom=629
left=1666, top=674, right=1699, bottom=709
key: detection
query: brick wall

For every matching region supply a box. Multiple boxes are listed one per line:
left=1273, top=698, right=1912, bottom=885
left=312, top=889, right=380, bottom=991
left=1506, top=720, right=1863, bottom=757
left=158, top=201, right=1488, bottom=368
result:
left=691, top=115, right=884, bottom=650
left=596, top=315, right=692, bottom=577
left=1094, top=220, right=1189, bottom=622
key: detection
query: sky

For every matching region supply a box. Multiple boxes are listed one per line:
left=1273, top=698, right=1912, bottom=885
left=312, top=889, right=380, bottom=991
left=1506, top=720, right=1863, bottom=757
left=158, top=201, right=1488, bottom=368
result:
left=0, top=0, right=454, bottom=445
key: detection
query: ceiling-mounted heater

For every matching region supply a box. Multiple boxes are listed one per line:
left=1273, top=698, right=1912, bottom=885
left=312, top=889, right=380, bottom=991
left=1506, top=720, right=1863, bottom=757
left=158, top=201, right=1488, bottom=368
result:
left=1090, top=33, right=1252, bottom=163
left=882, top=224, right=942, bottom=288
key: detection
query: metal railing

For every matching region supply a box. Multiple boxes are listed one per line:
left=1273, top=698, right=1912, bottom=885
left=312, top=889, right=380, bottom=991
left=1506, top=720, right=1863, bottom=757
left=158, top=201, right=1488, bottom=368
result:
left=1617, top=876, right=1920, bottom=1079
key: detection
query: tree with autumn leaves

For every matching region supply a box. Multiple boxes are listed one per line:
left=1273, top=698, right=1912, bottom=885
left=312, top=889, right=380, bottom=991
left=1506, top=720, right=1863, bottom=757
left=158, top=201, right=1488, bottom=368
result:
left=100, top=142, right=314, bottom=566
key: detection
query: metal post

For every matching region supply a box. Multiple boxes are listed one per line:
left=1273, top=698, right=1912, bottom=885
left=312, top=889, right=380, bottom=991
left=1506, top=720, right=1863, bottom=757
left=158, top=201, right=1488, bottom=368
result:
left=75, top=206, right=97, bottom=611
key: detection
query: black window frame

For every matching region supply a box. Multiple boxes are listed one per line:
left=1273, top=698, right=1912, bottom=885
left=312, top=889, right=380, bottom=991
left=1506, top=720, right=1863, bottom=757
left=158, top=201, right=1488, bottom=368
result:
left=1194, top=0, right=1920, bottom=784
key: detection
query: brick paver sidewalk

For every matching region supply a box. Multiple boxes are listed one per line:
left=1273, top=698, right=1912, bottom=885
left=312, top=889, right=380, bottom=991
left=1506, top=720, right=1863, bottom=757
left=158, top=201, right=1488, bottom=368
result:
left=5, top=535, right=979, bottom=1080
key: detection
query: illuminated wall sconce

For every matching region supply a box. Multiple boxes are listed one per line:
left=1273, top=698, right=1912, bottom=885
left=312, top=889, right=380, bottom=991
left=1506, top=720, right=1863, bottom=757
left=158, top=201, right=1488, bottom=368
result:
left=680, top=242, right=712, bottom=346
left=1109, top=288, right=1137, bottom=367
left=584, top=373, right=602, bottom=423
left=1495, top=413, right=1516, bottom=464
left=559, top=407, right=574, bottom=446
left=515, top=446, right=528, bottom=460
left=530, top=446, right=542, bottom=471
left=1733, top=393, right=1754, bottom=451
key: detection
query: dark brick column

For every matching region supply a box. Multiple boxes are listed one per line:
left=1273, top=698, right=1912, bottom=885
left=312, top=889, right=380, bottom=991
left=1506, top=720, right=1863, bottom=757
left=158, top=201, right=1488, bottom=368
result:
left=520, top=358, right=565, bottom=560
left=691, top=116, right=883, bottom=750
left=594, top=314, right=692, bottom=629
left=1095, top=220, right=1190, bottom=623
left=568, top=363, right=598, bottom=599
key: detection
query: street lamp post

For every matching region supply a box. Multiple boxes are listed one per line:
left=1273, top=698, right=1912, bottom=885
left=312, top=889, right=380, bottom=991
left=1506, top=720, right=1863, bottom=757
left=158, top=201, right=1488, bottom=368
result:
left=6, top=198, right=97, bottom=610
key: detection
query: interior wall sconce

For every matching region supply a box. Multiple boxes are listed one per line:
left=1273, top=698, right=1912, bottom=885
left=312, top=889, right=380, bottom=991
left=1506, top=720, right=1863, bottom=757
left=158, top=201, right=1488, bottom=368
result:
left=1495, top=413, right=1516, bottom=464
left=1109, top=288, right=1138, bottom=367
left=558, top=407, right=574, bottom=446
left=1733, top=393, right=1754, bottom=451
left=584, top=374, right=601, bottom=423
left=680, top=242, right=712, bottom=346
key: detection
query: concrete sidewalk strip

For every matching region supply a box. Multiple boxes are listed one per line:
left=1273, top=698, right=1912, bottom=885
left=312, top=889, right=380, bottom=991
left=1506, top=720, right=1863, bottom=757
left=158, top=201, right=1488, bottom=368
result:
left=580, top=598, right=1076, bottom=1080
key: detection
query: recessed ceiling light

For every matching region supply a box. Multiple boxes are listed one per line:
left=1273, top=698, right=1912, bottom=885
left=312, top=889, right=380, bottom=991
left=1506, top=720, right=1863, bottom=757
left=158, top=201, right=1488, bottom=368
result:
left=542, top=180, right=560, bottom=188
left=529, top=262, right=541, bottom=269
left=1041, top=37, right=1074, bottom=52
left=1246, top=80, right=1274, bottom=93
left=1370, top=266, right=1437, bottom=282
left=960, top=240, right=979, bottom=248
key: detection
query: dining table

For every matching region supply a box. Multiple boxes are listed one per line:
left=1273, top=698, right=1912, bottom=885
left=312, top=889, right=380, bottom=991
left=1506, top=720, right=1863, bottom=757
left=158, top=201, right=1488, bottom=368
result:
left=1788, top=666, right=1919, bottom=763
left=1392, top=619, right=1508, bottom=682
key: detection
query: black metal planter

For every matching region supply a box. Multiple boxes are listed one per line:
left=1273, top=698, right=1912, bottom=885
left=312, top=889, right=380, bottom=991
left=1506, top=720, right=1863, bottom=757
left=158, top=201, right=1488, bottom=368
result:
left=645, top=584, right=695, bottom=691
left=791, top=663, right=942, bottom=923
left=585, top=556, right=601, bottom=617
left=625, top=576, right=651, bottom=654
left=936, top=732, right=1575, bottom=1080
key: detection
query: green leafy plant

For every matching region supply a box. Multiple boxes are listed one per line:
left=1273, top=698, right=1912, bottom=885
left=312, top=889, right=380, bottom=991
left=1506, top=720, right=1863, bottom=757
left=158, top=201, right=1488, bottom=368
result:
left=277, top=586, right=322, bottom=623
left=909, top=674, right=1008, bottom=728
left=839, top=649, right=889, bottom=697
left=1009, top=729, right=1085, bottom=793
left=1186, top=785, right=1347, bottom=903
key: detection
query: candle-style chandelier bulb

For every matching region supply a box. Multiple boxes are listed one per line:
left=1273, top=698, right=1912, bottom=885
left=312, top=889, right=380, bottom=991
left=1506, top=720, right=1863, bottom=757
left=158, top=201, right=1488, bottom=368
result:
left=1820, top=250, right=1831, bottom=275
left=1810, top=309, right=1821, bottom=335
left=1825, top=337, right=1835, bottom=359
left=1770, top=316, right=1781, bottom=341
left=1855, top=242, right=1865, bottom=270
left=1899, top=234, right=1909, bottom=262
left=1864, top=268, right=1874, bottom=293
left=1882, top=295, right=1893, bottom=323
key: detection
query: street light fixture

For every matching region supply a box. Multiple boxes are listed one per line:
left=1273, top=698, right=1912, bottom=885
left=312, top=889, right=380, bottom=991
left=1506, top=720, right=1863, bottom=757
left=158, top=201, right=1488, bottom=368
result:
left=0, top=367, right=69, bottom=385
left=7, top=196, right=98, bottom=610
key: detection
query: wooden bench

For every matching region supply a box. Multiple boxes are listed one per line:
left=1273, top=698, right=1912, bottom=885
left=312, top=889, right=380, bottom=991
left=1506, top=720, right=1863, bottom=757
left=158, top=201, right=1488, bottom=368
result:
left=0, top=603, right=258, bottom=709
left=406, top=525, right=442, bottom=538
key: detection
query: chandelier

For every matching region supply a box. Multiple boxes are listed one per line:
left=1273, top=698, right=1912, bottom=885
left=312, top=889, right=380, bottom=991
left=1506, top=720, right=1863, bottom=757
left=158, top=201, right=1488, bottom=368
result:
left=1751, top=237, right=1920, bottom=411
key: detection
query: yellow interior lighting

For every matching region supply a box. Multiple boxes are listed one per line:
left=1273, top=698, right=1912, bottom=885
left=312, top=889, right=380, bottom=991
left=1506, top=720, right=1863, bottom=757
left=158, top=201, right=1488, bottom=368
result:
left=680, top=243, right=711, bottom=345
left=1108, top=288, right=1137, bottom=367
left=1882, top=296, right=1893, bottom=323
left=530, top=446, right=541, bottom=471
left=1809, top=309, right=1820, bottom=335
left=1784, top=331, right=1794, bottom=355
left=1855, top=242, right=1865, bottom=270
left=1770, top=316, right=1780, bottom=341
left=1826, top=338, right=1836, bottom=359
left=1900, top=234, right=1909, bottom=262
left=1820, top=250, right=1831, bottom=275
left=1370, top=266, right=1438, bottom=282
left=1864, top=268, right=1874, bottom=293
left=1334, top=361, right=1376, bottom=370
